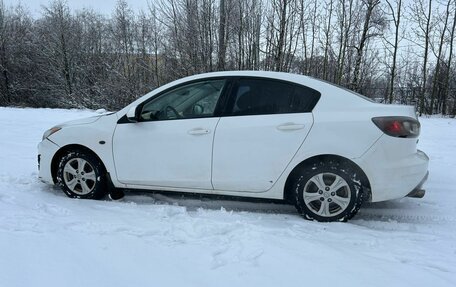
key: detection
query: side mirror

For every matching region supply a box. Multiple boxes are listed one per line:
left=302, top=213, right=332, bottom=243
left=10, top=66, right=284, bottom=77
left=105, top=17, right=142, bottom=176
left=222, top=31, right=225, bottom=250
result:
left=126, top=105, right=139, bottom=122
left=192, top=104, right=204, bottom=115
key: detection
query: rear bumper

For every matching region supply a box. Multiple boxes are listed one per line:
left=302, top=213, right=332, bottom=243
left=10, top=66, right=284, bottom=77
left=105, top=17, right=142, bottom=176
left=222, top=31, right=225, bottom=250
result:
left=355, top=136, right=429, bottom=202
left=406, top=170, right=429, bottom=198
left=37, top=139, right=60, bottom=184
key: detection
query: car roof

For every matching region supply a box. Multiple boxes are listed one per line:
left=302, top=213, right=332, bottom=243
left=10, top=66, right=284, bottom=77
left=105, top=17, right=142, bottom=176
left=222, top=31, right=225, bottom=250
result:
left=179, top=71, right=370, bottom=100
left=179, top=70, right=318, bottom=86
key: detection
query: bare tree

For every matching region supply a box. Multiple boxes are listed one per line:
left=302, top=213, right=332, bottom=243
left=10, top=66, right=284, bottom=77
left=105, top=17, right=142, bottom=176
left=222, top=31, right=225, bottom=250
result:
left=322, top=0, right=334, bottom=81
left=0, top=0, right=10, bottom=104
left=229, top=0, right=262, bottom=70
left=267, top=0, right=299, bottom=72
left=385, top=0, right=402, bottom=104
left=113, top=0, right=135, bottom=93
left=0, top=0, right=454, bottom=115
left=3, top=3, right=40, bottom=106
left=410, top=0, right=433, bottom=115
left=273, top=0, right=290, bottom=71
left=38, top=0, right=75, bottom=104
left=335, top=0, right=354, bottom=84
left=442, top=0, right=456, bottom=115
left=430, top=0, right=451, bottom=114
left=148, top=2, right=162, bottom=86
left=351, top=0, right=383, bottom=92
left=217, top=0, right=227, bottom=70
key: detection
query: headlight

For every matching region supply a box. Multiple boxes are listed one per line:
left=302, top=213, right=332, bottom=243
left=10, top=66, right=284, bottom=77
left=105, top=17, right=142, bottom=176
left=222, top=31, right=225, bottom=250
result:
left=42, top=127, right=62, bottom=141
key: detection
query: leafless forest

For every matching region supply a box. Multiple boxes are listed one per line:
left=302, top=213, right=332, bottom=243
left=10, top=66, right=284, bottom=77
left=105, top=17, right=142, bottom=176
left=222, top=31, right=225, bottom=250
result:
left=0, top=0, right=455, bottom=115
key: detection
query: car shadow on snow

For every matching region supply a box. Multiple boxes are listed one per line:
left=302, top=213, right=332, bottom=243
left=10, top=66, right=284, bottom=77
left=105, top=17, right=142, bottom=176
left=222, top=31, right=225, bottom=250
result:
left=119, top=189, right=427, bottom=223
left=122, top=189, right=299, bottom=215
left=42, top=184, right=429, bottom=223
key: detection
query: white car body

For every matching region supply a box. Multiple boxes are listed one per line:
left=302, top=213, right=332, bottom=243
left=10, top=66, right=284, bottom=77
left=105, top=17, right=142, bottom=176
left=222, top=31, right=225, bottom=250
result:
left=38, top=71, right=429, bottom=213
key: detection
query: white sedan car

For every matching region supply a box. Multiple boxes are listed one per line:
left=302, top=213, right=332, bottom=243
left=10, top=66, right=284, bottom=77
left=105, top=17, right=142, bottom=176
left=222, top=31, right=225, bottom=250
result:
left=38, top=71, right=429, bottom=222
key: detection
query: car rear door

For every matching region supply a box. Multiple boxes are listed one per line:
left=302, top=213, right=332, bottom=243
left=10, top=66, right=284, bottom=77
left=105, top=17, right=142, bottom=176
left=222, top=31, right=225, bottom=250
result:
left=211, top=78, right=320, bottom=192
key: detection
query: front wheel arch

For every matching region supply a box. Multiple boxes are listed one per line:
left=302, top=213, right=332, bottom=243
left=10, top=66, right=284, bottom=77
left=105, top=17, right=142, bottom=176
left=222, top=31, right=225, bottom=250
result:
left=51, top=144, right=107, bottom=184
left=284, top=155, right=371, bottom=204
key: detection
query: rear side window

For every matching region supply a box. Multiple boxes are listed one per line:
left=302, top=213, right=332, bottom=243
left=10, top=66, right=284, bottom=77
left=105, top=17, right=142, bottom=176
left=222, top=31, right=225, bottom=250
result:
left=227, top=78, right=320, bottom=116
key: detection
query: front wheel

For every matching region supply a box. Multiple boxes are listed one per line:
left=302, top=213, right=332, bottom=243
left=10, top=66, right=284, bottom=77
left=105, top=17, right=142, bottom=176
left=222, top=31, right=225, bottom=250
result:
left=292, top=160, right=365, bottom=222
left=56, top=150, right=107, bottom=199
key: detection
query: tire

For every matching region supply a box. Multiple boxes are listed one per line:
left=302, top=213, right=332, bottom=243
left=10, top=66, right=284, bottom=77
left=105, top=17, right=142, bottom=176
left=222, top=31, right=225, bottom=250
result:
left=56, top=150, right=107, bottom=199
left=292, top=160, right=365, bottom=222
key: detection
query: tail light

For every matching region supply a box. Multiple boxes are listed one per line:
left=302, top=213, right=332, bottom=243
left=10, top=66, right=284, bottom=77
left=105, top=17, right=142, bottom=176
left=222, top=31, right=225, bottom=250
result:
left=372, top=116, right=420, bottom=138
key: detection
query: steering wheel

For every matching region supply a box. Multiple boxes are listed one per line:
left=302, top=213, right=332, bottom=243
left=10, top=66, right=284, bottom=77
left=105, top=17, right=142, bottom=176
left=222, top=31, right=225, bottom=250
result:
left=165, top=105, right=181, bottom=119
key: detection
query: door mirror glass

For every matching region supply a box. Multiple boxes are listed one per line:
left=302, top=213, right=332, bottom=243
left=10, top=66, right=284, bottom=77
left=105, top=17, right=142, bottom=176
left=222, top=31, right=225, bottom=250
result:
left=192, top=104, right=204, bottom=115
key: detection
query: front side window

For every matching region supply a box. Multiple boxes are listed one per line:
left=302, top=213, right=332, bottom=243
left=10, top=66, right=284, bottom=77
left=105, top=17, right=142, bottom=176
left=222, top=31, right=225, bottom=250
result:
left=140, top=79, right=226, bottom=121
left=228, top=78, right=320, bottom=116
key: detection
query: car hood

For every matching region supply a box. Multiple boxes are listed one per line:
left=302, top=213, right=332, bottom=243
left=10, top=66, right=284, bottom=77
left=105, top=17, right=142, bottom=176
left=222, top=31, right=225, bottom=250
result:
left=58, top=112, right=115, bottom=127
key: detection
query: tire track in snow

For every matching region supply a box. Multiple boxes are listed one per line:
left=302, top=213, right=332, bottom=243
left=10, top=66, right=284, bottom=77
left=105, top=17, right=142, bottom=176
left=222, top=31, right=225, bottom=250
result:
left=356, top=210, right=456, bottom=224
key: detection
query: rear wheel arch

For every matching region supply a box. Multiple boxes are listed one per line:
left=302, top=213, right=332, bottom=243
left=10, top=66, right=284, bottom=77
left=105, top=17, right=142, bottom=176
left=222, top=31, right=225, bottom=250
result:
left=284, top=154, right=371, bottom=204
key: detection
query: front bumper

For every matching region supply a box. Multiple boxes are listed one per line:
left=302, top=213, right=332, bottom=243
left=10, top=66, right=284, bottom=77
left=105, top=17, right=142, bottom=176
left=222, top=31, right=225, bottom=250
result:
left=37, top=139, right=60, bottom=184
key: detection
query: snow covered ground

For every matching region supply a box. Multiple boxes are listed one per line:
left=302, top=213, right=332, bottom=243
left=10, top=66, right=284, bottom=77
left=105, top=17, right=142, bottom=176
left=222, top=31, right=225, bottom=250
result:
left=0, top=107, right=455, bottom=287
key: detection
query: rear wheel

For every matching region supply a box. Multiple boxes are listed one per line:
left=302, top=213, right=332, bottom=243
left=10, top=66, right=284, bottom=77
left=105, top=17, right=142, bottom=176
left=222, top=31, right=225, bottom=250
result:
left=56, top=150, right=107, bottom=199
left=292, top=160, right=365, bottom=222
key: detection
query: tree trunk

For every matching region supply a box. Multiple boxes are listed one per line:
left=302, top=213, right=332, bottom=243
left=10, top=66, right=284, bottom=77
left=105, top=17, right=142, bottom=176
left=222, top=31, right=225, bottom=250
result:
left=336, top=0, right=353, bottom=85
left=60, top=31, right=72, bottom=96
left=386, top=0, right=401, bottom=104
left=309, top=0, right=317, bottom=76
left=351, top=0, right=380, bottom=92
left=274, top=0, right=288, bottom=72
left=442, top=1, right=456, bottom=115
left=0, top=0, right=10, bottom=104
left=430, top=0, right=451, bottom=114
left=217, top=0, right=226, bottom=70
left=420, top=0, right=432, bottom=115
left=323, top=0, right=334, bottom=81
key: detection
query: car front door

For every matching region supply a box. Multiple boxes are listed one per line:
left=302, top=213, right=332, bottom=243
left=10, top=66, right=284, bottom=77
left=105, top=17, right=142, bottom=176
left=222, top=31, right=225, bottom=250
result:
left=212, top=78, right=320, bottom=192
left=112, top=79, right=228, bottom=190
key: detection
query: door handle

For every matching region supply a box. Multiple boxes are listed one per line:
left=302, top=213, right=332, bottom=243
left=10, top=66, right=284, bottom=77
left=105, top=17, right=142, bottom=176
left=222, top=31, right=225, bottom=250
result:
left=188, top=128, right=211, bottom=135
left=276, top=123, right=305, bottom=131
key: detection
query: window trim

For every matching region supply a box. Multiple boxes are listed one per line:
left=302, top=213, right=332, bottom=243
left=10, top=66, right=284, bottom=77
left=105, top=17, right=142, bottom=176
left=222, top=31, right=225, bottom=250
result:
left=118, top=76, right=321, bottom=124
left=118, top=77, right=233, bottom=124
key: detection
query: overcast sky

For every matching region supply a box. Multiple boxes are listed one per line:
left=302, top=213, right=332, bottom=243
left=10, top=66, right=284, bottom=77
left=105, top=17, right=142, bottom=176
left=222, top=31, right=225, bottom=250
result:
left=3, top=0, right=151, bottom=16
